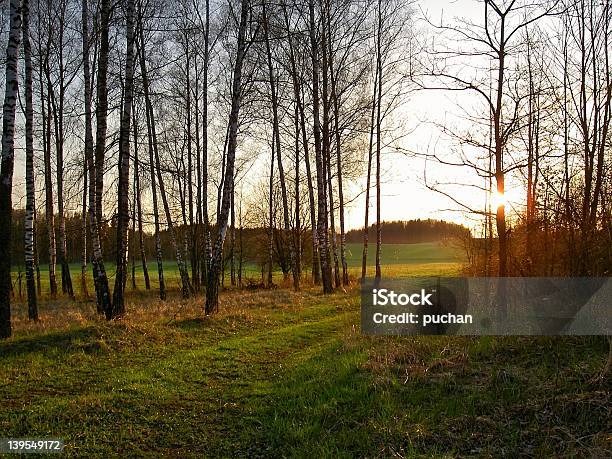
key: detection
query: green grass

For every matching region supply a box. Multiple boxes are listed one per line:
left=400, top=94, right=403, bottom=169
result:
left=1, top=289, right=609, bottom=457
left=345, top=241, right=465, bottom=267
left=10, top=261, right=269, bottom=299
left=2, top=253, right=610, bottom=457
left=11, top=242, right=464, bottom=297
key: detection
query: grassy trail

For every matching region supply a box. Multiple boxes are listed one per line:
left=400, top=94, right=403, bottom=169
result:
left=1, top=284, right=610, bottom=457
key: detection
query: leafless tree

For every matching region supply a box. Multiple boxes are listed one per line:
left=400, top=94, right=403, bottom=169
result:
left=0, top=0, right=22, bottom=338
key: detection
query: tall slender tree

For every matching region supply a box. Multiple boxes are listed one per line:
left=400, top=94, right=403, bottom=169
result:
left=83, top=0, right=111, bottom=312
left=281, top=1, right=319, bottom=285
left=133, top=110, right=150, bottom=290
left=0, top=0, right=22, bottom=339
left=205, top=0, right=250, bottom=314
left=374, top=0, right=383, bottom=280
left=262, top=0, right=298, bottom=290
left=48, top=0, right=74, bottom=298
left=80, top=160, right=89, bottom=298
left=309, top=0, right=333, bottom=293
left=95, top=0, right=111, bottom=232
left=361, top=54, right=378, bottom=282
left=39, top=16, right=57, bottom=297
left=111, top=0, right=137, bottom=318
left=23, top=0, right=38, bottom=320
left=136, top=19, right=166, bottom=300
left=200, top=0, right=212, bottom=284
left=327, top=13, right=348, bottom=286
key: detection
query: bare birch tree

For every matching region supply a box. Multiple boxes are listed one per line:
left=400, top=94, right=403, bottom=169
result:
left=111, top=0, right=137, bottom=319
left=0, top=0, right=21, bottom=339
left=205, top=0, right=250, bottom=314
left=23, top=0, right=38, bottom=320
left=309, top=0, right=333, bottom=293
left=83, top=0, right=111, bottom=313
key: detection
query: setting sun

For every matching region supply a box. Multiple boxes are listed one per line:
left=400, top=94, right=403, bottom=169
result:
left=491, top=190, right=507, bottom=210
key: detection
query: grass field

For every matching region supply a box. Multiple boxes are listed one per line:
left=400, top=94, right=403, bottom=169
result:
left=10, top=242, right=465, bottom=297
left=345, top=241, right=465, bottom=267
left=10, top=260, right=264, bottom=299
left=2, top=244, right=610, bottom=457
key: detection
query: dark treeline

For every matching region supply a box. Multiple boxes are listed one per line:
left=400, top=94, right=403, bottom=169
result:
left=345, top=220, right=469, bottom=244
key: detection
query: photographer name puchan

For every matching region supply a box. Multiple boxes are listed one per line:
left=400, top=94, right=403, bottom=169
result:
left=370, top=288, right=473, bottom=326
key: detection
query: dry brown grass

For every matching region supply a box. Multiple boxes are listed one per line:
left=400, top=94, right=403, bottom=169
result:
left=8, top=279, right=362, bottom=340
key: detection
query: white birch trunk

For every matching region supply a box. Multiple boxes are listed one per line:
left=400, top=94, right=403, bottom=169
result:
left=0, top=0, right=21, bottom=338
left=23, top=0, right=38, bottom=320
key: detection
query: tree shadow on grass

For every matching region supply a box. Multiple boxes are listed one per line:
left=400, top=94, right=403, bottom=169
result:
left=234, top=337, right=612, bottom=458
left=170, top=317, right=212, bottom=330
left=0, top=326, right=104, bottom=359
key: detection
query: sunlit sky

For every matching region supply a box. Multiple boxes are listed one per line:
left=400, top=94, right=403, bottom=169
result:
left=343, top=0, right=504, bottom=232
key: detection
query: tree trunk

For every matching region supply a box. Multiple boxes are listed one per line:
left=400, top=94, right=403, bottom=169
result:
left=0, top=0, right=21, bottom=339
left=133, top=112, right=150, bottom=290
left=34, top=211, right=41, bottom=296
left=42, top=73, right=57, bottom=297
left=81, top=153, right=89, bottom=298
left=111, top=0, right=136, bottom=318
left=131, top=176, right=136, bottom=290
left=282, top=1, right=318, bottom=285
left=263, top=1, right=298, bottom=291
left=230, top=177, right=236, bottom=287
left=82, top=0, right=111, bottom=313
left=494, top=48, right=507, bottom=278
left=268, top=139, right=275, bottom=287
left=194, top=54, right=202, bottom=293
left=321, top=1, right=340, bottom=288
left=525, top=30, right=535, bottom=259
left=326, top=144, right=340, bottom=287
left=375, top=0, right=383, bottom=280
left=46, top=1, right=74, bottom=299
left=202, top=0, right=212, bottom=286
left=294, top=103, right=301, bottom=283
left=205, top=0, right=249, bottom=314
left=95, top=0, right=111, bottom=236
left=302, top=112, right=320, bottom=285
left=309, top=0, right=333, bottom=294
left=136, top=23, right=166, bottom=300
left=57, top=90, right=73, bottom=294
left=23, top=0, right=38, bottom=320
left=238, top=195, right=243, bottom=287
left=361, top=60, right=378, bottom=282
left=327, top=23, right=348, bottom=286
left=184, top=41, right=198, bottom=292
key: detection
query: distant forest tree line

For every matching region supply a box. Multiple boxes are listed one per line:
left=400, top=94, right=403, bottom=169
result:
left=345, top=219, right=469, bottom=244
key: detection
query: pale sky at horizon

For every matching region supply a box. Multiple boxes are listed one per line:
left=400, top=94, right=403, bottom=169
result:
left=343, top=0, right=497, bottom=232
